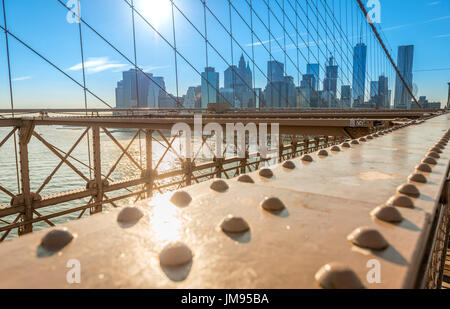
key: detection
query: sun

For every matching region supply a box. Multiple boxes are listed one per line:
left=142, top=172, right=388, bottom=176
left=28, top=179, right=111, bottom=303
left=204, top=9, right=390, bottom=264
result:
left=139, top=0, right=172, bottom=27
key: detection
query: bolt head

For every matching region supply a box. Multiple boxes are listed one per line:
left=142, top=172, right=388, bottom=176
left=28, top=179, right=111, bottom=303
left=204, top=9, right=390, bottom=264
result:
left=117, top=207, right=144, bottom=224
left=318, top=149, right=328, bottom=157
left=159, top=242, right=193, bottom=267
left=427, top=151, right=440, bottom=159
left=372, top=133, right=379, bottom=137
left=422, top=157, right=437, bottom=165
left=370, top=205, right=403, bottom=223
left=40, top=228, right=74, bottom=252
left=259, top=168, right=274, bottom=178
left=340, top=142, right=351, bottom=148
left=330, top=146, right=341, bottom=152
left=282, top=160, right=296, bottom=169
left=396, top=183, right=420, bottom=198
left=210, top=179, right=229, bottom=192
left=237, top=175, right=255, bottom=183
left=301, top=154, right=313, bottom=162
left=408, top=173, right=427, bottom=184
left=351, top=140, right=359, bottom=145
left=347, top=227, right=388, bottom=251
left=429, top=147, right=443, bottom=154
left=260, top=197, right=285, bottom=212
left=366, top=136, right=373, bottom=140
left=416, top=163, right=432, bottom=173
left=359, top=137, right=366, bottom=142
left=386, top=195, right=414, bottom=208
left=170, top=191, right=192, bottom=207
left=315, top=262, right=365, bottom=289
left=221, top=215, right=250, bottom=233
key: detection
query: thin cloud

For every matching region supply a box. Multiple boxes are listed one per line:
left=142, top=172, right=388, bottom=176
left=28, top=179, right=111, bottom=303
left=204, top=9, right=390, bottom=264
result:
left=428, top=1, right=440, bottom=6
left=68, top=57, right=127, bottom=74
left=424, top=14, right=450, bottom=23
left=382, top=24, right=412, bottom=31
left=434, top=33, right=450, bottom=38
left=12, top=76, right=31, bottom=81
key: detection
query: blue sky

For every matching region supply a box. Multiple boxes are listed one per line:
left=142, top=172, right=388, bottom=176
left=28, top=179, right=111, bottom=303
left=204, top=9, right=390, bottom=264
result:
left=0, top=0, right=449, bottom=109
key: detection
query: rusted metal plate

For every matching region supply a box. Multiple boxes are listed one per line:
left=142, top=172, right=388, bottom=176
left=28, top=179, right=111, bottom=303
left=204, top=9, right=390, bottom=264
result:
left=0, top=115, right=447, bottom=289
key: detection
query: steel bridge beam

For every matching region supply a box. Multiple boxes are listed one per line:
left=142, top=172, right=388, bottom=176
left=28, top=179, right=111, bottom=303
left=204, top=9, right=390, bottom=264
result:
left=0, top=114, right=448, bottom=288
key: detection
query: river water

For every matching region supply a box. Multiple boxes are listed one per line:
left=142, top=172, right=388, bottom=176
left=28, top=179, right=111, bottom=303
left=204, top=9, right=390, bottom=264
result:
left=0, top=125, right=185, bottom=240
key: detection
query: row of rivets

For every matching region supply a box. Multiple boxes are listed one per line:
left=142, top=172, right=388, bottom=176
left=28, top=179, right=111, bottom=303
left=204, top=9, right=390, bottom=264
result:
left=315, top=123, right=428, bottom=288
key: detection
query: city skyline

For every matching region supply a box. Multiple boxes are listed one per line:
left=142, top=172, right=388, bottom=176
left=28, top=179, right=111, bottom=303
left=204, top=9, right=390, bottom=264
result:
left=0, top=0, right=449, bottom=109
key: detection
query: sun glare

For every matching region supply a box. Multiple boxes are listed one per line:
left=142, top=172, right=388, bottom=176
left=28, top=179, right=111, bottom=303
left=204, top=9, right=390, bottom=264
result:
left=140, top=0, right=172, bottom=27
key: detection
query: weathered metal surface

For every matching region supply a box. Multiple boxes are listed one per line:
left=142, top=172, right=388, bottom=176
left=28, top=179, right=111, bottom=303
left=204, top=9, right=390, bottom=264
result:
left=0, top=115, right=448, bottom=289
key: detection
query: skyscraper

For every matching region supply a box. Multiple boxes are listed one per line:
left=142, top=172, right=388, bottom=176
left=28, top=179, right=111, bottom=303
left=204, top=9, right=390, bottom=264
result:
left=341, top=85, right=351, bottom=108
left=352, top=43, right=367, bottom=107
left=394, top=45, right=414, bottom=109
left=267, top=60, right=284, bottom=83
left=378, top=75, right=389, bottom=109
left=224, top=54, right=253, bottom=108
left=323, top=56, right=338, bottom=97
left=307, top=63, right=320, bottom=91
left=115, top=69, right=164, bottom=108
left=201, top=67, right=219, bottom=108
left=370, top=81, right=379, bottom=99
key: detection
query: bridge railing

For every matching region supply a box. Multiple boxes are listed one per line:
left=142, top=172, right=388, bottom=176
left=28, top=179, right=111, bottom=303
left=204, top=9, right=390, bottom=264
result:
left=0, top=116, right=358, bottom=241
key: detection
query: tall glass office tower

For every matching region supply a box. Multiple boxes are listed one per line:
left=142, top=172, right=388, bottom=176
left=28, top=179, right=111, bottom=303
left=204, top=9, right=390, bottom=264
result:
left=394, top=45, right=414, bottom=109
left=352, top=43, right=367, bottom=107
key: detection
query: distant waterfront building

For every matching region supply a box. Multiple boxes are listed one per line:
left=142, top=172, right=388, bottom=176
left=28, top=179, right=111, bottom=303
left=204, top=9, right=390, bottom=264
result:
left=378, top=75, right=389, bottom=109
left=340, top=85, right=351, bottom=108
left=307, top=63, right=320, bottom=91
left=394, top=45, right=414, bottom=109
left=147, top=75, right=165, bottom=108
left=267, top=60, right=284, bottom=83
left=413, top=96, right=440, bottom=110
left=370, top=81, right=379, bottom=99
left=323, top=56, right=338, bottom=97
left=115, top=69, right=166, bottom=109
left=201, top=67, right=220, bottom=108
left=183, top=86, right=201, bottom=109
left=264, top=75, right=297, bottom=108
left=352, top=43, right=367, bottom=107
left=224, top=54, right=253, bottom=108
left=299, top=74, right=316, bottom=108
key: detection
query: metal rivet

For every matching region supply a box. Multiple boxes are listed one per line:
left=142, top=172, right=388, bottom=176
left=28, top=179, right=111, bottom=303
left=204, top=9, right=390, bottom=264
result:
left=170, top=191, right=192, bottom=207
left=159, top=242, right=193, bottom=267
left=359, top=137, right=366, bottom=142
left=210, top=179, right=229, bottom=192
left=282, top=160, right=296, bottom=169
left=435, top=143, right=445, bottom=149
left=427, top=151, right=440, bottom=159
left=261, top=197, right=285, bottom=212
left=301, top=154, right=313, bottom=162
left=221, top=215, right=250, bottom=233
left=372, top=133, right=379, bottom=137
left=40, top=229, right=74, bottom=252
left=408, top=173, right=427, bottom=183
left=396, top=183, right=420, bottom=198
left=259, top=168, right=274, bottom=178
left=318, top=149, right=328, bottom=156
left=341, top=142, right=351, bottom=148
left=330, top=145, right=341, bottom=152
left=366, top=135, right=373, bottom=140
left=386, top=195, right=414, bottom=208
left=351, top=140, right=359, bottom=145
left=315, top=262, right=365, bottom=289
left=378, top=132, right=384, bottom=136
left=117, top=207, right=144, bottom=224
left=422, top=157, right=437, bottom=165
left=347, top=227, right=388, bottom=250
left=237, top=175, right=255, bottom=183
left=416, top=163, right=432, bottom=173
left=430, top=147, right=443, bottom=154
left=370, top=205, right=403, bottom=223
